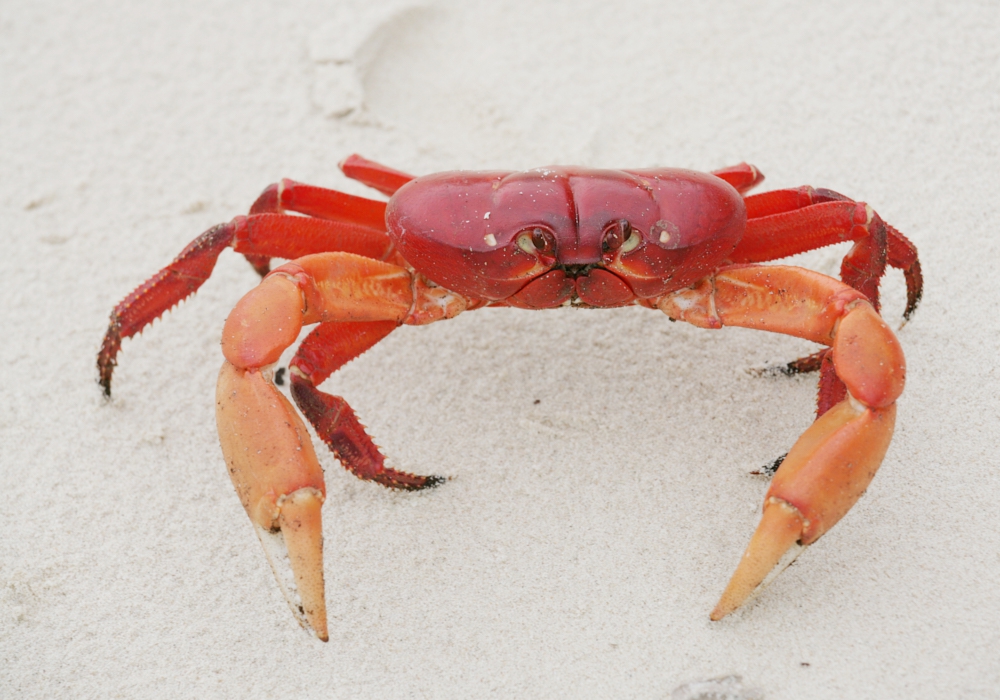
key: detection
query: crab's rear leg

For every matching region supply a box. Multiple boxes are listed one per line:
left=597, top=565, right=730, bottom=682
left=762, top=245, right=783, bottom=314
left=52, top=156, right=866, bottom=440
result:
left=711, top=163, right=765, bottom=194
left=339, top=154, right=416, bottom=197
left=98, top=211, right=396, bottom=395
left=657, top=265, right=905, bottom=619
left=245, top=155, right=417, bottom=275
left=733, top=187, right=922, bottom=320
left=241, top=178, right=394, bottom=275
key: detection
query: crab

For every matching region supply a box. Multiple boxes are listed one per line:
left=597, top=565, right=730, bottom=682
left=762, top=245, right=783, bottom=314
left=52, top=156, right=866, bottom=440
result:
left=99, top=155, right=922, bottom=641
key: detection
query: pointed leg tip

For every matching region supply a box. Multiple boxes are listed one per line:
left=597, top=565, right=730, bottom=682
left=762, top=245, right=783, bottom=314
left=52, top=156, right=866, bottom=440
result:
left=97, top=361, right=114, bottom=397
left=374, top=472, right=448, bottom=490
left=710, top=590, right=743, bottom=623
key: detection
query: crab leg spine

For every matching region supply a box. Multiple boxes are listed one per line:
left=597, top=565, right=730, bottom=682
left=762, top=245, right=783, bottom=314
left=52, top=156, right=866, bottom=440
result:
left=98, top=209, right=402, bottom=394
left=98, top=222, right=234, bottom=395
left=886, top=224, right=923, bottom=320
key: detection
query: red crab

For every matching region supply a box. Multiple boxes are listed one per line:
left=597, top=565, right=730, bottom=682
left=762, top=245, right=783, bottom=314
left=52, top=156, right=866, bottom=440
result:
left=99, top=155, right=921, bottom=641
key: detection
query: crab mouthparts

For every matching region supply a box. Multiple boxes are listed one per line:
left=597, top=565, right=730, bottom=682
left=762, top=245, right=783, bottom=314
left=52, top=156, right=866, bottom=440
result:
left=512, top=264, right=635, bottom=308
left=559, top=263, right=599, bottom=278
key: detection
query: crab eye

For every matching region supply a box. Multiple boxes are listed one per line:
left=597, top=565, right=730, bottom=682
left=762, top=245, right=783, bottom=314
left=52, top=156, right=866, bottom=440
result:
left=517, top=227, right=555, bottom=256
left=602, top=219, right=631, bottom=253
left=620, top=222, right=642, bottom=253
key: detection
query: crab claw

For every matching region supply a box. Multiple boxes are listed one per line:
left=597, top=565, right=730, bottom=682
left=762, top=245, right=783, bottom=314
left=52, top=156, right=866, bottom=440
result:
left=216, top=361, right=329, bottom=641
left=711, top=395, right=897, bottom=620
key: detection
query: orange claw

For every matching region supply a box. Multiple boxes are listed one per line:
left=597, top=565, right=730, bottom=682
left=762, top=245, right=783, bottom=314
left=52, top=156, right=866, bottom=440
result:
left=216, top=362, right=329, bottom=640
left=214, top=252, right=420, bottom=640
left=661, top=265, right=906, bottom=620
left=711, top=399, right=897, bottom=619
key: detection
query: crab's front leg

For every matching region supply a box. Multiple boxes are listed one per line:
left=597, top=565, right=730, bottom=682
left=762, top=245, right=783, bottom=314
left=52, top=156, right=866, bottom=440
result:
left=658, top=265, right=905, bottom=619
left=215, top=253, right=421, bottom=640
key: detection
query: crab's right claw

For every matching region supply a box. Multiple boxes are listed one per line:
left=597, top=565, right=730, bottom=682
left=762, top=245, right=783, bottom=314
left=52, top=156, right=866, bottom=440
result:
left=216, top=361, right=329, bottom=641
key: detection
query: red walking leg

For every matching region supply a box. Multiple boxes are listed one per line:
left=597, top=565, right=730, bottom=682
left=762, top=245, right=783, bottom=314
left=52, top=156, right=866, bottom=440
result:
left=249, top=179, right=387, bottom=228
left=734, top=188, right=922, bottom=319
left=242, top=177, right=392, bottom=275
left=289, top=321, right=444, bottom=490
left=99, top=212, right=397, bottom=395
left=339, top=154, right=416, bottom=197
left=99, top=223, right=232, bottom=395
left=711, top=163, right=765, bottom=194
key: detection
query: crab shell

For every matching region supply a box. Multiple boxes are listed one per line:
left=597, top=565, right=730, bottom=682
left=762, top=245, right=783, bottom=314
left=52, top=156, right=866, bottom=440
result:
left=386, top=167, right=745, bottom=307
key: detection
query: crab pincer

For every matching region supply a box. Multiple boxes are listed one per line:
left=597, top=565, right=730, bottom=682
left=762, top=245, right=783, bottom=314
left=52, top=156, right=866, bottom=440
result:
left=658, top=266, right=905, bottom=618
left=214, top=251, right=462, bottom=639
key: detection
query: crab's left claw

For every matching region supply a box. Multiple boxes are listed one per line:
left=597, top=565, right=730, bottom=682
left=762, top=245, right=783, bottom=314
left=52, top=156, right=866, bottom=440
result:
left=217, top=361, right=329, bottom=641
left=660, top=266, right=906, bottom=620
left=711, top=398, right=897, bottom=620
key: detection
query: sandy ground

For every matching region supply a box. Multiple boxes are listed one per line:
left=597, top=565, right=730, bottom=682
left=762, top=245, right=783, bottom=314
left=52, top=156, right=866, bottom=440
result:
left=2, top=1, right=999, bottom=698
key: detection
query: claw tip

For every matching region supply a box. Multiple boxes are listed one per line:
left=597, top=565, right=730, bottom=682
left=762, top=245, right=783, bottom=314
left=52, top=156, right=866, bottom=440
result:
left=712, top=499, right=805, bottom=620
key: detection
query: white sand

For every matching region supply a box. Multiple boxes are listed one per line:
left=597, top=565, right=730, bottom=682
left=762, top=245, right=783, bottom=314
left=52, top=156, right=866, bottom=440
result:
left=3, top=1, right=999, bottom=697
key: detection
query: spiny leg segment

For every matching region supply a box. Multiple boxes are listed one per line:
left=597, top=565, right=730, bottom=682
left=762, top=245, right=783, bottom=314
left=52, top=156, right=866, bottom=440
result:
left=289, top=321, right=444, bottom=490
